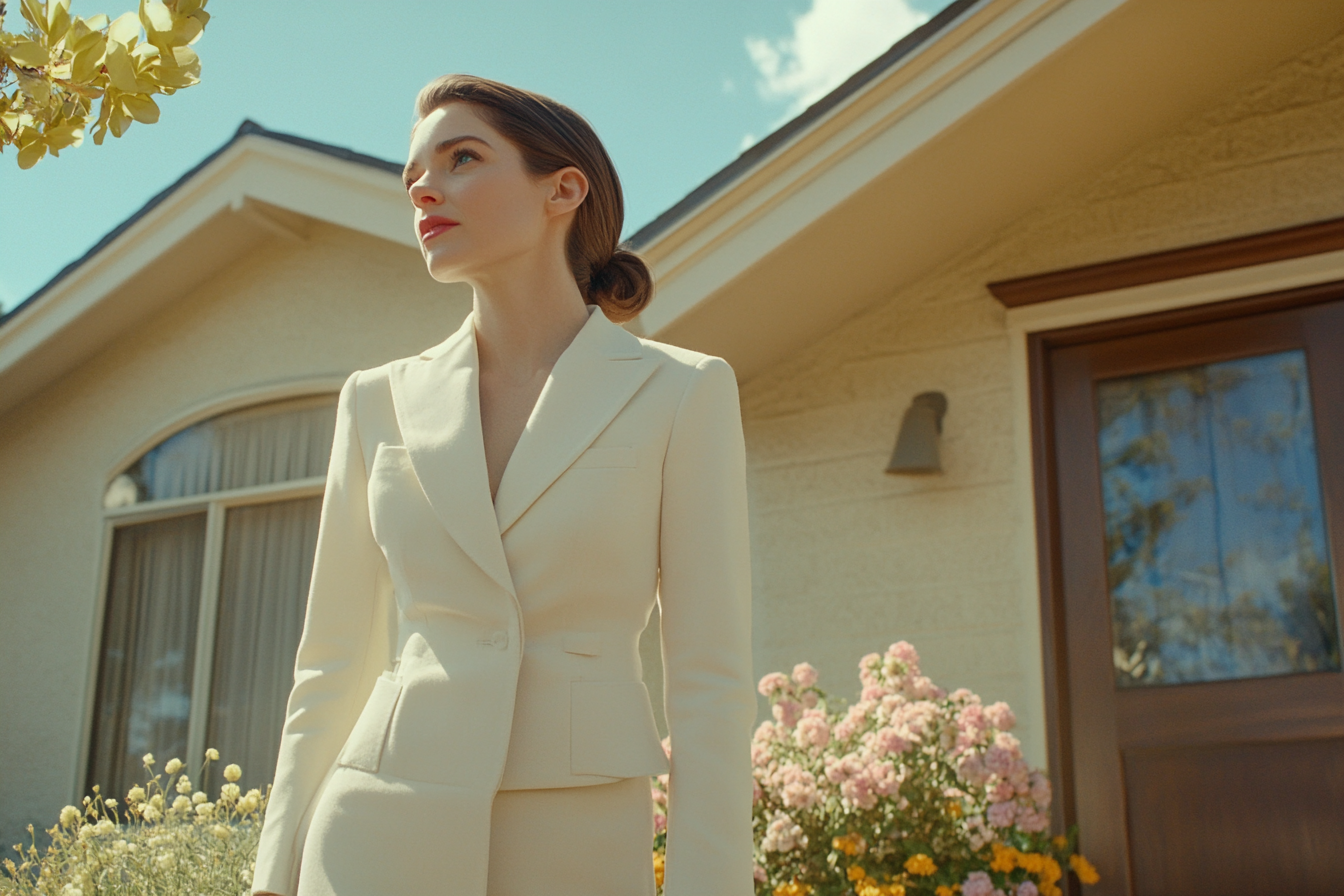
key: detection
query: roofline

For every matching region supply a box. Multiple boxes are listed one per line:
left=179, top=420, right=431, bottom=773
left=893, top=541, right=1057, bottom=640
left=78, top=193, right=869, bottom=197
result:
left=625, top=0, right=982, bottom=250
left=0, top=121, right=403, bottom=329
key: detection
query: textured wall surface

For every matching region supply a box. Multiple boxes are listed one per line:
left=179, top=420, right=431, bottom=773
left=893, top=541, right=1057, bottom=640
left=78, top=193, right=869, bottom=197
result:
left=738, top=28, right=1344, bottom=766
left=0, top=224, right=470, bottom=846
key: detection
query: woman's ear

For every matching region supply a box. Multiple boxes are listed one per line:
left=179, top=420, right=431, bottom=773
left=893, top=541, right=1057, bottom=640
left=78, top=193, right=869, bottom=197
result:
left=546, top=166, right=589, bottom=218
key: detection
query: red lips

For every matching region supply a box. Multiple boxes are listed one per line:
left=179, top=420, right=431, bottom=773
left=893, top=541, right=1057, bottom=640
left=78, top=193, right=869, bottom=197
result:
left=418, top=215, right=459, bottom=241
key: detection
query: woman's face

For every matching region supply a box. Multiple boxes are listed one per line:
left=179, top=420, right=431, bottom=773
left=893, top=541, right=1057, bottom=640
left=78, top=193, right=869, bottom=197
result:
left=404, top=103, right=576, bottom=284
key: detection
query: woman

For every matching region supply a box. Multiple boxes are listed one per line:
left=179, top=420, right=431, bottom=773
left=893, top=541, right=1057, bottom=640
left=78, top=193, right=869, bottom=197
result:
left=251, top=75, right=756, bottom=896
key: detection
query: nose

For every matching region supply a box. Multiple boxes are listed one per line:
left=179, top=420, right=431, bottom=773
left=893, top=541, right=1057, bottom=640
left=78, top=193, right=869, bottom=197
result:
left=409, top=180, right=441, bottom=207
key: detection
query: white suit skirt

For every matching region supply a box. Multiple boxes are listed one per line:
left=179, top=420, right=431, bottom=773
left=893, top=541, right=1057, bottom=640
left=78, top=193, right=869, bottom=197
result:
left=296, top=768, right=655, bottom=896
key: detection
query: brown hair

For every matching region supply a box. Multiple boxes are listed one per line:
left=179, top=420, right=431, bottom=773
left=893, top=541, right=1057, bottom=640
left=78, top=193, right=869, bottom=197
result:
left=414, top=74, right=653, bottom=322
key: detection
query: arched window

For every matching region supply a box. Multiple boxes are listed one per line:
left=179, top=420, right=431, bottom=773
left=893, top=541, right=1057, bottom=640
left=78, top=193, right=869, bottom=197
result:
left=89, top=393, right=337, bottom=799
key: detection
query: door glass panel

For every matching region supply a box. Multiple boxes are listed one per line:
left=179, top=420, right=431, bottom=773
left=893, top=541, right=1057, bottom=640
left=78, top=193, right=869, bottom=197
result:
left=1096, top=349, right=1340, bottom=687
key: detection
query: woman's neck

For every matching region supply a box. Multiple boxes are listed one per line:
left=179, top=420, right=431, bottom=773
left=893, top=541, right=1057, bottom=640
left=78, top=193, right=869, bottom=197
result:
left=469, top=249, right=592, bottom=383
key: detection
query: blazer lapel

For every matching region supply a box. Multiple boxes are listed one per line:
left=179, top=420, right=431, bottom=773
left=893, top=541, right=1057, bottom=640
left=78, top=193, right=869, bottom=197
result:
left=388, top=315, right=516, bottom=597
left=493, top=307, right=661, bottom=536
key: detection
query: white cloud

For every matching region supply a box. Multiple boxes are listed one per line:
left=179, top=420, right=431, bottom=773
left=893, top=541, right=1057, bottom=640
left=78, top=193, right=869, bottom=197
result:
left=746, top=0, right=930, bottom=119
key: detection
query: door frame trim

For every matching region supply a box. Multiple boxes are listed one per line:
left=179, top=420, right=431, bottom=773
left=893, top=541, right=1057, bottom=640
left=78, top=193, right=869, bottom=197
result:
left=999, top=240, right=1344, bottom=889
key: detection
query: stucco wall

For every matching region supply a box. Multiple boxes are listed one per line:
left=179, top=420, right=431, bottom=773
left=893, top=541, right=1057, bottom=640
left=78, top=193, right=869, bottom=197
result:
left=0, top=223, right=471, bottom=845
left=738, top=28, right=1344, bottom=767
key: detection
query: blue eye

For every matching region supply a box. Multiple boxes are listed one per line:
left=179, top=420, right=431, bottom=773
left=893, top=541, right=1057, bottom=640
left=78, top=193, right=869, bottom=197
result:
left=452, top=150, right=476, bottom=168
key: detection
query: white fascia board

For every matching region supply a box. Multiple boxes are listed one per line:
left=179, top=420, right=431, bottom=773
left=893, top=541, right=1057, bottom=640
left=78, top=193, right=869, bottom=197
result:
left=0, top=134, right=409, bottom=384
left=635, top=0, right=1125, bottom=337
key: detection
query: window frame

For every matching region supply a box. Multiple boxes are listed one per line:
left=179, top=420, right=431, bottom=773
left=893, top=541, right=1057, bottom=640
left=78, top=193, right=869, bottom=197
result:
left=77, top=378, right=343, bottom=800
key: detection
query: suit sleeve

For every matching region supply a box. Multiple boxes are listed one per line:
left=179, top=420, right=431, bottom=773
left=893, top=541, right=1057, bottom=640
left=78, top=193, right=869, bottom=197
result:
left=252, top=371, right=394, bottom=896
left=658, top=356, right=756, bottom=896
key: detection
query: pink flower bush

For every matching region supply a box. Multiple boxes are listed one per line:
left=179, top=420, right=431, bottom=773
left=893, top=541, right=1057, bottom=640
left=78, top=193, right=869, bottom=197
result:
left=736, top=641, right=1098, bottom=896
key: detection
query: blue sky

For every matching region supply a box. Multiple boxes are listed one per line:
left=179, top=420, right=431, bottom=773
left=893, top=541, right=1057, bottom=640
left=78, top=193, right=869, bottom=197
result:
left=0, top=0, right=952, bottom=312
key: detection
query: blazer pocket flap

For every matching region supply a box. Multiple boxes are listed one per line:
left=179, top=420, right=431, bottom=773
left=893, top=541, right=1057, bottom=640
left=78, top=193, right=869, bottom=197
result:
left=572, top=446, right=636, bottom=469
left=337, top=674, right=402, bottom=774
left=563, top=632, right=602, bottom=657
left=570, top=680, right=670, bottom=778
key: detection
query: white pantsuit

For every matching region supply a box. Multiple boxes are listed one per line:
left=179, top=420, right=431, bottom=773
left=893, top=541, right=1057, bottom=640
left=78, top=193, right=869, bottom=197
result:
left=251, top=305, right=756, bottom=896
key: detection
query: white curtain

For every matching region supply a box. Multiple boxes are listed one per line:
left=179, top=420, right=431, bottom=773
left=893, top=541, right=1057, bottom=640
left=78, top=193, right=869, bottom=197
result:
left=128, top=395, right=336, bottom=502
left=88, top=513, right=206, bottom=802
left=206, top=496, right=321, bottom=791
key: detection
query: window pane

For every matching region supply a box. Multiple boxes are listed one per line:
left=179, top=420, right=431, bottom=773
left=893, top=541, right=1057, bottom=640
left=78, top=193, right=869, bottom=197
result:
left=108, top=394, right=337, bottom=506
left=87, top=514, right=206, bottom=800
left=1097, top=350, right=1340, bottom=688
left=205, top=496, right=321, bottom=792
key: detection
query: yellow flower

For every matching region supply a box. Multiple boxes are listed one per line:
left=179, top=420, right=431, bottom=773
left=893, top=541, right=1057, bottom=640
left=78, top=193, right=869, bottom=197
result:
left=126, top=786, right=146, bottom=804
left=1052, top=835, right=1069, bottom=851
left=164, top=758, right=183, bottom=775
left=192, top=791, right=208, bottom=805
left=773, top=882, right=812, bottom=896
left=205, top=748, right=220, bottom=761
left=175, top=776, right=192, bottom=795
left=904, top=854, right=937, bottom=876
left=832, top=833, right=866, bottom=856
left=652, top=851, right=664, bottom=888
left=1070, top=854, right=1100, bottom=885
left=142, top=753, right=155, bottom=767
left=990, top=842, right=1019, bottom=873
left=848, top=865, right=867, bottom=881
left=59, top=806, right=80, bottom=828
left=223, top=763, right=241, bottom=783
left=945, top=800, right=963, bottom=817
left=935, top=887, right=960, bottom=896
left=210, top=824, right=231, bottom=840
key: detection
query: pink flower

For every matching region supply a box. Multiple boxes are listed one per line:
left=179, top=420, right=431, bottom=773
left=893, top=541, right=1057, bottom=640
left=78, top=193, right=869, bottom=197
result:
left=650, top=786, right=667, bottom=806
left=754, top=865, right=768, bottom=883
left=887, top=640, right=920, bottom=667
left=772, top=699, right=803, bottom=729
left=653, top=810, right=667, bottom=833
left=752, top=778, right=763, bottom=803
left=1028, top=771, right=1052, bottom=807
left=871, top=726, right=911, bottom=756
left=754, top=721, right=778, bottom=743
left=987, top=800, right=1017, bottom=828
left=963, top=871, right=996, bottom=896
left=761, top=812, right=808, bottom=853
left=990, top=780, right=1015, bottom=803
left=801, top=690, right=819, bottom=709
left=861, top=684, right=888, bottom=701
left=660, top=736, right=671, bottom=758
left=957, top=752, right=990, bottom=786
left=985, top=701, right=1016, bottom=732
left=791, top=662, right=819, bottom=689
left=1017, top=883, right=1039, bottom=896
left=795, top=714, right=830, bottom=750
left=1016, top=805, right=1050, bottom=832
left=758, top=672, right=791, bottom=698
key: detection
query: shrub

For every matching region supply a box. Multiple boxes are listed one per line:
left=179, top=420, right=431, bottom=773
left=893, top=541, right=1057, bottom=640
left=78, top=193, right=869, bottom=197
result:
left=2, top=751, right=266, bottom=895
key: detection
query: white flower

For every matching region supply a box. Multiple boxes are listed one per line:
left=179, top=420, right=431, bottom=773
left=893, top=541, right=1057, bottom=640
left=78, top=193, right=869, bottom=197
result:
left=175, top=776, right=192, bottom=795
left=172, top=795, right=191, bottom=813
left=192, top=791, right=207, bottom=805
left=211, top=824, right=231, bottom=840
left=219, top=783, right=241, bottom=803
left=142, top=753, right=155, bottom=767
left=164, top=758, right=183, bottom=775
left=126, top=786, right=146, bottom=804
left=204, top=747, right=219, bottom=761
left=195, top=801, right=215, bottom=818
left=59, top=806, right=80, bottom=828
left=223, top=763, right=242, bottom=782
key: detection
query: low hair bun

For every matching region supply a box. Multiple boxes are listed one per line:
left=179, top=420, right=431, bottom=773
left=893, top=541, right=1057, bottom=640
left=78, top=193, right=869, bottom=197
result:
left=585, top=248, right=653, bottom=323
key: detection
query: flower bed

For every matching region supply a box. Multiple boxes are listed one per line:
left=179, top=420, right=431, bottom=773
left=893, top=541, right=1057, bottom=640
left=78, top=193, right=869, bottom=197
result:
left=653, top=641, right=1100, bottom=896
left=6, top=641, right=1099, bottom=896
left=2, top=751, right=266, bottom=895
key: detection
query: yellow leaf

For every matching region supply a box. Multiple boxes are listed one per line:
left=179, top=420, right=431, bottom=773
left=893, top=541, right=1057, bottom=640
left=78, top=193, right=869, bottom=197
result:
left=6, top=39, right=52, bottom=67
left=121, top=93, right=159, bottom=124
left=108, top=105, right=131, bottom=137
left=15, top=70, right=51, bottom=105
left=83, top=14, right=110, bottom=30
left=16, top=129, right=46, bottom=168
left=107, top=11, right=140, bottom=46
left=45, top=122, right=84, bottom=150
left=19, top=0, right=46, bottom=33
left=71, top=39, right=106, bottom=82
left=139, top=0, right=173, bottom=32
left=104, top=41, right=147, bottom=94
left=47, top=0, right=71, bottom=40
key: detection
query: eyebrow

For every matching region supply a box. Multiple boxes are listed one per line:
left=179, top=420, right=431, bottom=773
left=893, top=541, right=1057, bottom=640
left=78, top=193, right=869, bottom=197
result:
left=402, top=134, right=491, bottom=185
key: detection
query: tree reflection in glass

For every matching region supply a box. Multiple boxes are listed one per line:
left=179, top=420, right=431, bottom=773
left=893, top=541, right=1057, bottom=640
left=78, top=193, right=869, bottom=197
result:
left=1097, top=350, right=1340, bottom=688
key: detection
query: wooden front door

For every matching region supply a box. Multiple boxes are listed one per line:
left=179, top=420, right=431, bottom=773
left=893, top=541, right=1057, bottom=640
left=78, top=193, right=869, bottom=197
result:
left=1043, top=290, right=1344, bottom=896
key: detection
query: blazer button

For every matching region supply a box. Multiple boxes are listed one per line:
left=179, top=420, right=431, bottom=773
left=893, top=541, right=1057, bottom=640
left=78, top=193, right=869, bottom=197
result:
left=490, top=630, right=508, bottom=650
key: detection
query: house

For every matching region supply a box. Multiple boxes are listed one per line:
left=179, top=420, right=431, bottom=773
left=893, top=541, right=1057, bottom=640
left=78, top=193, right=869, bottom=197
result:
left=3, top=0, right=1343, bottom=890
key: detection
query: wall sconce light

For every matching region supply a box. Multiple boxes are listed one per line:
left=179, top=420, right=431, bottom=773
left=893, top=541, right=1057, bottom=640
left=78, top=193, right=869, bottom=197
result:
left=885, top=391, right=948, bottom=474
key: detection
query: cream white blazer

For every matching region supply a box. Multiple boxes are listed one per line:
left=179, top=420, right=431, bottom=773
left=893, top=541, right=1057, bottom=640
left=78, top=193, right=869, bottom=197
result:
left=252, top=306, right=755, bottom=896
